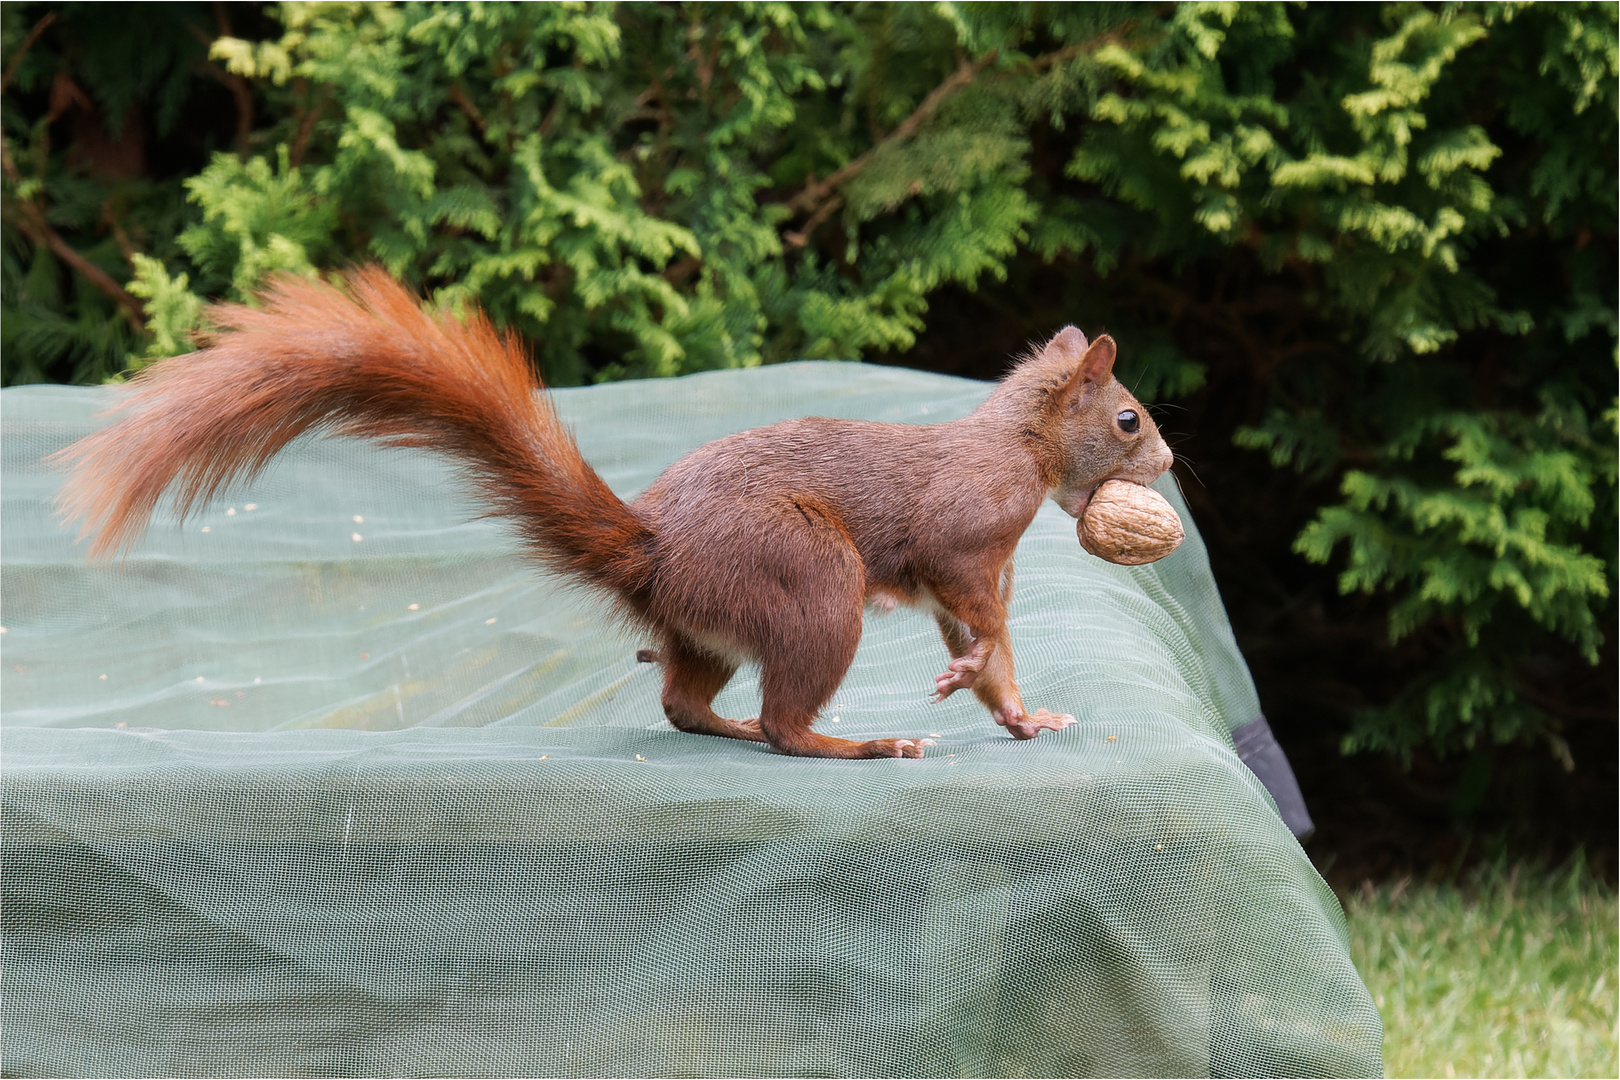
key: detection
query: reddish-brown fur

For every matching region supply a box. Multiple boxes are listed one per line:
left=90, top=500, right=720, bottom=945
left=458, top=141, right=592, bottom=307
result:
left=54, top=269, right=1172, bottom=759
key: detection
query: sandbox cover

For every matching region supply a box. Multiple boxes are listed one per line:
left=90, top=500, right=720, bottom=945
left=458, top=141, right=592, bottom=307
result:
left=2, top=363, right=1381, bottom=1078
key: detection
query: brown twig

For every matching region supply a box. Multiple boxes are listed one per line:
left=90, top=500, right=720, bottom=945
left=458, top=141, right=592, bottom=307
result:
left=448, top=82, right=488, bottom=135
left=101, top=201, right=139, bottom=267
left=187, top=24, right=253, bottom=157
left=19, top=212, right=143, bottom=325
left=685, top=13, right=723, bottom=102
left=2, top=11, right=56, bottom=94
left=47, top=68, right=90, bottom=122
left=3, top=145, right=144, bottom=326
left=783, top=195, right=843, bottom=249
left=537, top=95, right=563, bottom=140
left=289, top=81, right=328, bottom=168
left=646, top=69, right=675, bottom=169
left=661, top=255, right=701, bottom=287
left=216, top=61, right=255, bottom=156
left=1021, top=24, right=1135, bottom=74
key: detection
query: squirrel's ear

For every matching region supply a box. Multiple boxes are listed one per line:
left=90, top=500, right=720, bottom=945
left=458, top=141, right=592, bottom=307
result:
left=1058, top=334, right=1117, bottom=407
left=1046, top=326, right=1090, bottom=358
left=1080, top=335, right=1117, bottom=383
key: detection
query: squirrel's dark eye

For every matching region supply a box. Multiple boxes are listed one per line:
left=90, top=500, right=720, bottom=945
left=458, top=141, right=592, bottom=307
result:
left=1117, top=409, right=1140, bottom=434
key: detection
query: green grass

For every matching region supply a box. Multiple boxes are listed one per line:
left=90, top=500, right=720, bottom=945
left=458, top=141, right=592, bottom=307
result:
left=1346, top=859, right=1618, bottom=1079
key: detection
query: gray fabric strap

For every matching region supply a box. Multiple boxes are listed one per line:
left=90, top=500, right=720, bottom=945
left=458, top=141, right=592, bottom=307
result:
left=1232, top=715, right=1316, bottom=840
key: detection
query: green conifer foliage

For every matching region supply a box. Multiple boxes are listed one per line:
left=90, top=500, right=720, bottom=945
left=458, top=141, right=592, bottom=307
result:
left=3, top=2, right=1614, bottom=763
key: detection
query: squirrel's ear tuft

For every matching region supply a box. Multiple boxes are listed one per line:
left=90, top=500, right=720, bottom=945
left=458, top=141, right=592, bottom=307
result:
left=1057, top=334, right=1117, bottom=407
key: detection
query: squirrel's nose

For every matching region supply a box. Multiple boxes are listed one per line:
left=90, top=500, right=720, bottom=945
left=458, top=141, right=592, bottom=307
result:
left=1147, top=439, right=1174, bottom=481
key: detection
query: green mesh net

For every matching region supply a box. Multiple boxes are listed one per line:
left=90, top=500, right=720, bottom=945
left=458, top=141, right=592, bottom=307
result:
left=2, top=363, right=1381, bottom=1077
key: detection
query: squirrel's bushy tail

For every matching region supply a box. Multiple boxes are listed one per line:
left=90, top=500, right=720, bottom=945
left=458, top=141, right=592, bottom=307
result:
left=54, top=268, right=655, bottom=602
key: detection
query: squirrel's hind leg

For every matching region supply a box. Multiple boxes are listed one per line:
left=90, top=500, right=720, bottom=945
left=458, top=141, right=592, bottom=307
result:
left=756, top=607, right=931, bottom=761
left=659, top=498, right=929, bottom=759
left=739, top=512, right=927, bottom=760
left=657, top=640, right=766, bottom=742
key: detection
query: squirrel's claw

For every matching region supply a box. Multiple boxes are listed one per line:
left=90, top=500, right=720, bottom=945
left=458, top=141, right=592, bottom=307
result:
left=890, top=739, right=926, bottom=759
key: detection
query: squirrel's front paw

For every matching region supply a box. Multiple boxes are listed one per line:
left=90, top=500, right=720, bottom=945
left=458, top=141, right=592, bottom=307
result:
left=932, top=662, right=976, bottom=701
left=932, top=645, right=990, bottom=702
left=997, top=707, right=1076, bottom=740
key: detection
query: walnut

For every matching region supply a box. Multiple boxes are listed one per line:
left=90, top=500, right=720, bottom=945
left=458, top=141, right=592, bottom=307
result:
left=1077, top=480, right=1184, bottom=565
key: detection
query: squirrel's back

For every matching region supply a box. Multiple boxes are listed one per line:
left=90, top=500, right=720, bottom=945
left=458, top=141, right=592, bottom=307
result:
left=634, top=414, right=1048, bottom=600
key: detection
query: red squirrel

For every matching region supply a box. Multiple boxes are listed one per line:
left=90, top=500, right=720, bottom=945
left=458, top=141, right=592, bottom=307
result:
left=55, top=268, right=1173, bottom=759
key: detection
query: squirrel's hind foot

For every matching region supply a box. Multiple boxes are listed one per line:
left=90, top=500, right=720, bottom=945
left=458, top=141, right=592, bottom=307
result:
left=764, top=728, right=936, bottom=759
left=997, top=707, right=1076, bottom=740
left=870, top=737, right=936, bottom=759
left=668, top=712, right=767, bottom=743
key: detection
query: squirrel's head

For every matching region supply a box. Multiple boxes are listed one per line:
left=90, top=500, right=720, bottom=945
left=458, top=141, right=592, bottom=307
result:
left=1001, top=326, right=1174, bottom=520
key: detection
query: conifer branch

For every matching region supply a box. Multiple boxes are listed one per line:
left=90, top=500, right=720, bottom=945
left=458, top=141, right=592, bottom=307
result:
left=2, top=146, right=144, bottom=327
left=780, top=22, right=1134, bottom=233
left=785, top=48, right=999, bottom=219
